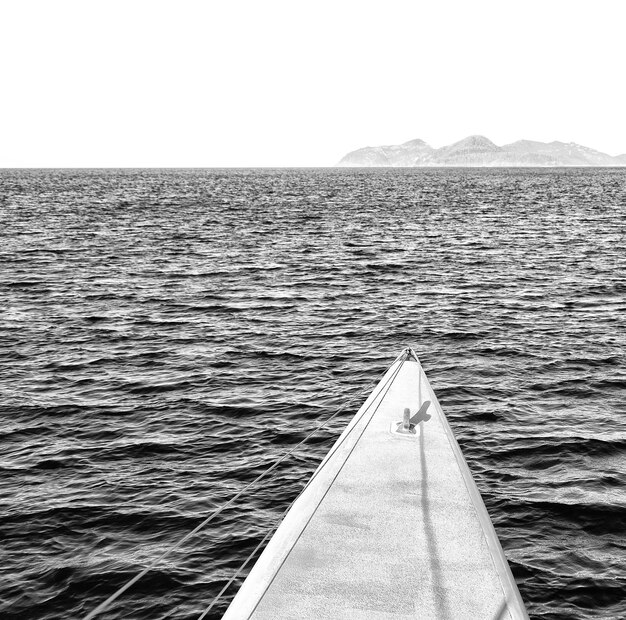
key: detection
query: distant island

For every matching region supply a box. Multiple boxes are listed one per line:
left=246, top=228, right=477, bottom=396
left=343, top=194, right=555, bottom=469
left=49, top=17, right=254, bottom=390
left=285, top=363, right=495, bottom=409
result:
left=337, top=135, right=626, bottom=167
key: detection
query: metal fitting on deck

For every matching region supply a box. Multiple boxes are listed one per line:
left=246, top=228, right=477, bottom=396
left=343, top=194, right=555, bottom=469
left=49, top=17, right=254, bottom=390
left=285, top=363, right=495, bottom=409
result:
left=392, top=407, right=416, bottom=436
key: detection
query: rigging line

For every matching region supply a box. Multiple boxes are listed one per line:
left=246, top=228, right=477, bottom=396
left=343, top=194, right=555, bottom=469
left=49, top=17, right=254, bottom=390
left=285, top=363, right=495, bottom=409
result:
left=82, top=350, right=408, bottom=620
left=197, top=353, right=409, bottom=619
left=243, top=355, right=407, bottom=620
left=196, top=523, right=275, bottom=620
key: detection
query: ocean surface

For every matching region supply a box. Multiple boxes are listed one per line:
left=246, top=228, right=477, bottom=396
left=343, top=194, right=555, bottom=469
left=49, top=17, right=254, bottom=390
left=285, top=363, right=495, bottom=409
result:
left=1, top=167, right=625, bottom=620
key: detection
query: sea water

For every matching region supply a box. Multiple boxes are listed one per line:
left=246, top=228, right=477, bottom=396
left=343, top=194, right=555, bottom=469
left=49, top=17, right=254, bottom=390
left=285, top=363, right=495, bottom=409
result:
left=1, top=168, right=625, bottom=619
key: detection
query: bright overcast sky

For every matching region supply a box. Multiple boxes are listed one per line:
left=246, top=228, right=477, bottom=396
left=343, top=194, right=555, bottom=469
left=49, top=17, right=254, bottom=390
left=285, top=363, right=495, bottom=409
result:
left=1, top=0, right=625, bottom=167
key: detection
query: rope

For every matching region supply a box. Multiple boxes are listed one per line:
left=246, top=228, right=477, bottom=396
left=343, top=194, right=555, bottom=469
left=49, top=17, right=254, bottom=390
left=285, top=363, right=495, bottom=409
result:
left=196, top=523, right=276, bottom=620
left=82, top=349, right=410, bottom=620
left=195, top=352, right=409, bottom=618
left=242, top=355, right=408, bottom=620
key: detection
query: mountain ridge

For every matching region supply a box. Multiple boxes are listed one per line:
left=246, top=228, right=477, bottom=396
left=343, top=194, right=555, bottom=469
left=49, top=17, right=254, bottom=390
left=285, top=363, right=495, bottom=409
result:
left=337, top=135, right=626, bottom=167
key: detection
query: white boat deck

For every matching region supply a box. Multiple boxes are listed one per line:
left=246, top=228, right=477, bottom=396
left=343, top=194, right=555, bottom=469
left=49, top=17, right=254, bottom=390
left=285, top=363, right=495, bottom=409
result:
left=223, top=350, right=528, bottom=619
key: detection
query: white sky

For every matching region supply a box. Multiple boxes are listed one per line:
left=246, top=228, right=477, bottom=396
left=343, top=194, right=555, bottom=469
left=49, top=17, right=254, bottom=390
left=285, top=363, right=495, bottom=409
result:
left=1, top=0, right=625, bottom=167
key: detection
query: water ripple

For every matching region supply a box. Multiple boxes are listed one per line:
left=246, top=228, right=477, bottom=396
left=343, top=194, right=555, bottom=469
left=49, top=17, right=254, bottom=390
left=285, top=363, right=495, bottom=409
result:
left=1, top=168, right=625, bottom=619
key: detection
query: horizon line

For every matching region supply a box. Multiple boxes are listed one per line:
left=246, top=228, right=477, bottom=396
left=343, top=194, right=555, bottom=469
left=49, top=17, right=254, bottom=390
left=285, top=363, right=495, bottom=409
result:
left=2, top=165, right=626, bottom=170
